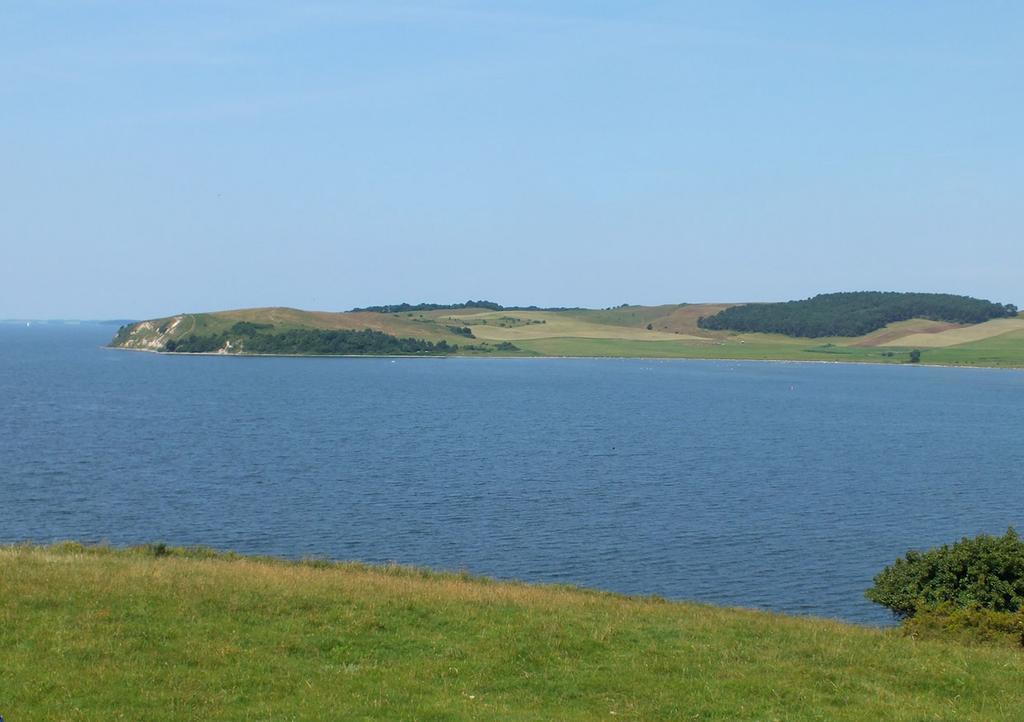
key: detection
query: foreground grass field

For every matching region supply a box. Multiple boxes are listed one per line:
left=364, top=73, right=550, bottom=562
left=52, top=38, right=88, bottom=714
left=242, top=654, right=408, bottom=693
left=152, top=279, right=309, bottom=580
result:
left=3, top=544, right=1024, bottom=721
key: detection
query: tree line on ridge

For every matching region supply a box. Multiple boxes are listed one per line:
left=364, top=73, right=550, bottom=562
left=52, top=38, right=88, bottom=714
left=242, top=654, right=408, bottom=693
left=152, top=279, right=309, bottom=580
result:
left=697, top=292, right=1018, bottom=338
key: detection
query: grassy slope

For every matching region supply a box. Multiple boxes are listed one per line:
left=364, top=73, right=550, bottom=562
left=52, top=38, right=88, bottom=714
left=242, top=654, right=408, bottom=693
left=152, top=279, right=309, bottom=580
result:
left=115, top=307, right=516, bottom=352
left=187, top=307, right=471, bottom=343
left=3, top=544, right=1024, bottom=721
left=112, top=305, right=1024, bottom=367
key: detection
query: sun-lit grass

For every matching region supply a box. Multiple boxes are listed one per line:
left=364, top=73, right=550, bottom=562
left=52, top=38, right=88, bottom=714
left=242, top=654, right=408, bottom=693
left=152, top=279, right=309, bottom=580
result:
left=512, top=336, right=915, bottom=363
left=3, top=543, right=1024, bottom=721
left=514, top=331, right=1024, bottom=368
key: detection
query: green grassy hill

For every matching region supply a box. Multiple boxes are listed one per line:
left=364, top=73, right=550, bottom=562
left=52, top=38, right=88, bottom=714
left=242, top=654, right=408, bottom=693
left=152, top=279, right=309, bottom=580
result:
left=110, top=299, right=1024, bottom=367
left=3, top=543, right=1024, bottom=721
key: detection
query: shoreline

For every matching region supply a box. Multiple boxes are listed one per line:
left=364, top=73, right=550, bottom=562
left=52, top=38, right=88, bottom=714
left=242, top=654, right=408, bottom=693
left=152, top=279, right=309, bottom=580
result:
left=104, top=344, right=1024, bottom=371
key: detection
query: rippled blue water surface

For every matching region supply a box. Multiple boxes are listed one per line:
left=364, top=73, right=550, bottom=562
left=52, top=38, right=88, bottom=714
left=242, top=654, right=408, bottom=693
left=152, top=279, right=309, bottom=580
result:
left=3, top=323, right=1023, bottom=624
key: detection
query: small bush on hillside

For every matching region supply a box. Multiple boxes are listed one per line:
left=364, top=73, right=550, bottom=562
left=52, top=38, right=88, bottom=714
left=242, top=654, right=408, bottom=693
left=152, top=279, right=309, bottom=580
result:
left=229, top=321, right=273, bottom=334
left=866, top=528, right=1024, bottom=618
left=145, top=542, right=170, bottom=557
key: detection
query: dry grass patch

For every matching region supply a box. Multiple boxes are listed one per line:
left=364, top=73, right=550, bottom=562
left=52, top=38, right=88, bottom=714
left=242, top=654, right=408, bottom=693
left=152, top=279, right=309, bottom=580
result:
left=443, top=310, right=704, bottom=342
left=850, top=319, right=961, bottom=347
left=880, top=318, right=1024, bottom=348
left=652, top=303, right=736, bottom=335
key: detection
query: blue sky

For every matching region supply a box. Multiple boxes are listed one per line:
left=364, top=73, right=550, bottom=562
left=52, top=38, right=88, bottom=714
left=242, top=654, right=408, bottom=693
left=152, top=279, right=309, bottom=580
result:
left=2, top=1, right=1021, bottom=318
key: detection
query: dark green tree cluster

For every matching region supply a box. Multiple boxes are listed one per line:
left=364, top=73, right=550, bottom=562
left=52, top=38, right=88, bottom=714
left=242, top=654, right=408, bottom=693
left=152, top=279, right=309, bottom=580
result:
left=506, top=305, right=583, bottom=312
left=459, top=341, right=520, bottom=353
left=697, top=292, right=1018, bottom=338
left=352, top=301, right=583, bottom=313
left=227, top=321, right=273, bottom=334
left=352, top=300, right=504, bottom=313
left=866, top=528, right=1024, bottom=618
left=164, top=323, right=453, bottom=355
left=446, top=326, right=475, bottom=338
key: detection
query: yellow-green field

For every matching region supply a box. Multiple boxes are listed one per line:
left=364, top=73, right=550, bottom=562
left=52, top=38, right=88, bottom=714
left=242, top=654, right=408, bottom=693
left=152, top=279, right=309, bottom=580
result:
left=112, top=304, right=1024, bottom=367
left=3, top=543, right=1024, bottom=721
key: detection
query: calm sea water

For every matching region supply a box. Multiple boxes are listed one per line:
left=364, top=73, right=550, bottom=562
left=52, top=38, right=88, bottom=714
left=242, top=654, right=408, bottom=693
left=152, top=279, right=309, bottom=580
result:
left=3, top=322, right=1023, bottom=625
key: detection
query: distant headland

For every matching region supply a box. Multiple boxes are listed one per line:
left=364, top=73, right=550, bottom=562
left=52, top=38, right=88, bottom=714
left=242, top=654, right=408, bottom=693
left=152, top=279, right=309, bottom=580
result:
left=110, top=292, right=1024, bottom=367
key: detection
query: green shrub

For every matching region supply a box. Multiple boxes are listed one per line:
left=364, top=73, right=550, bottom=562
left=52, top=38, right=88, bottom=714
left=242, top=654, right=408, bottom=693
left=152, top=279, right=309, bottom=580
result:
left=229, top=321, right=274, bottom=334
left=144, top=542, right=170, bottom=557
left=899, top=604, right=1024, bottom=648
left=866, top=528, right=1024, bottom=618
